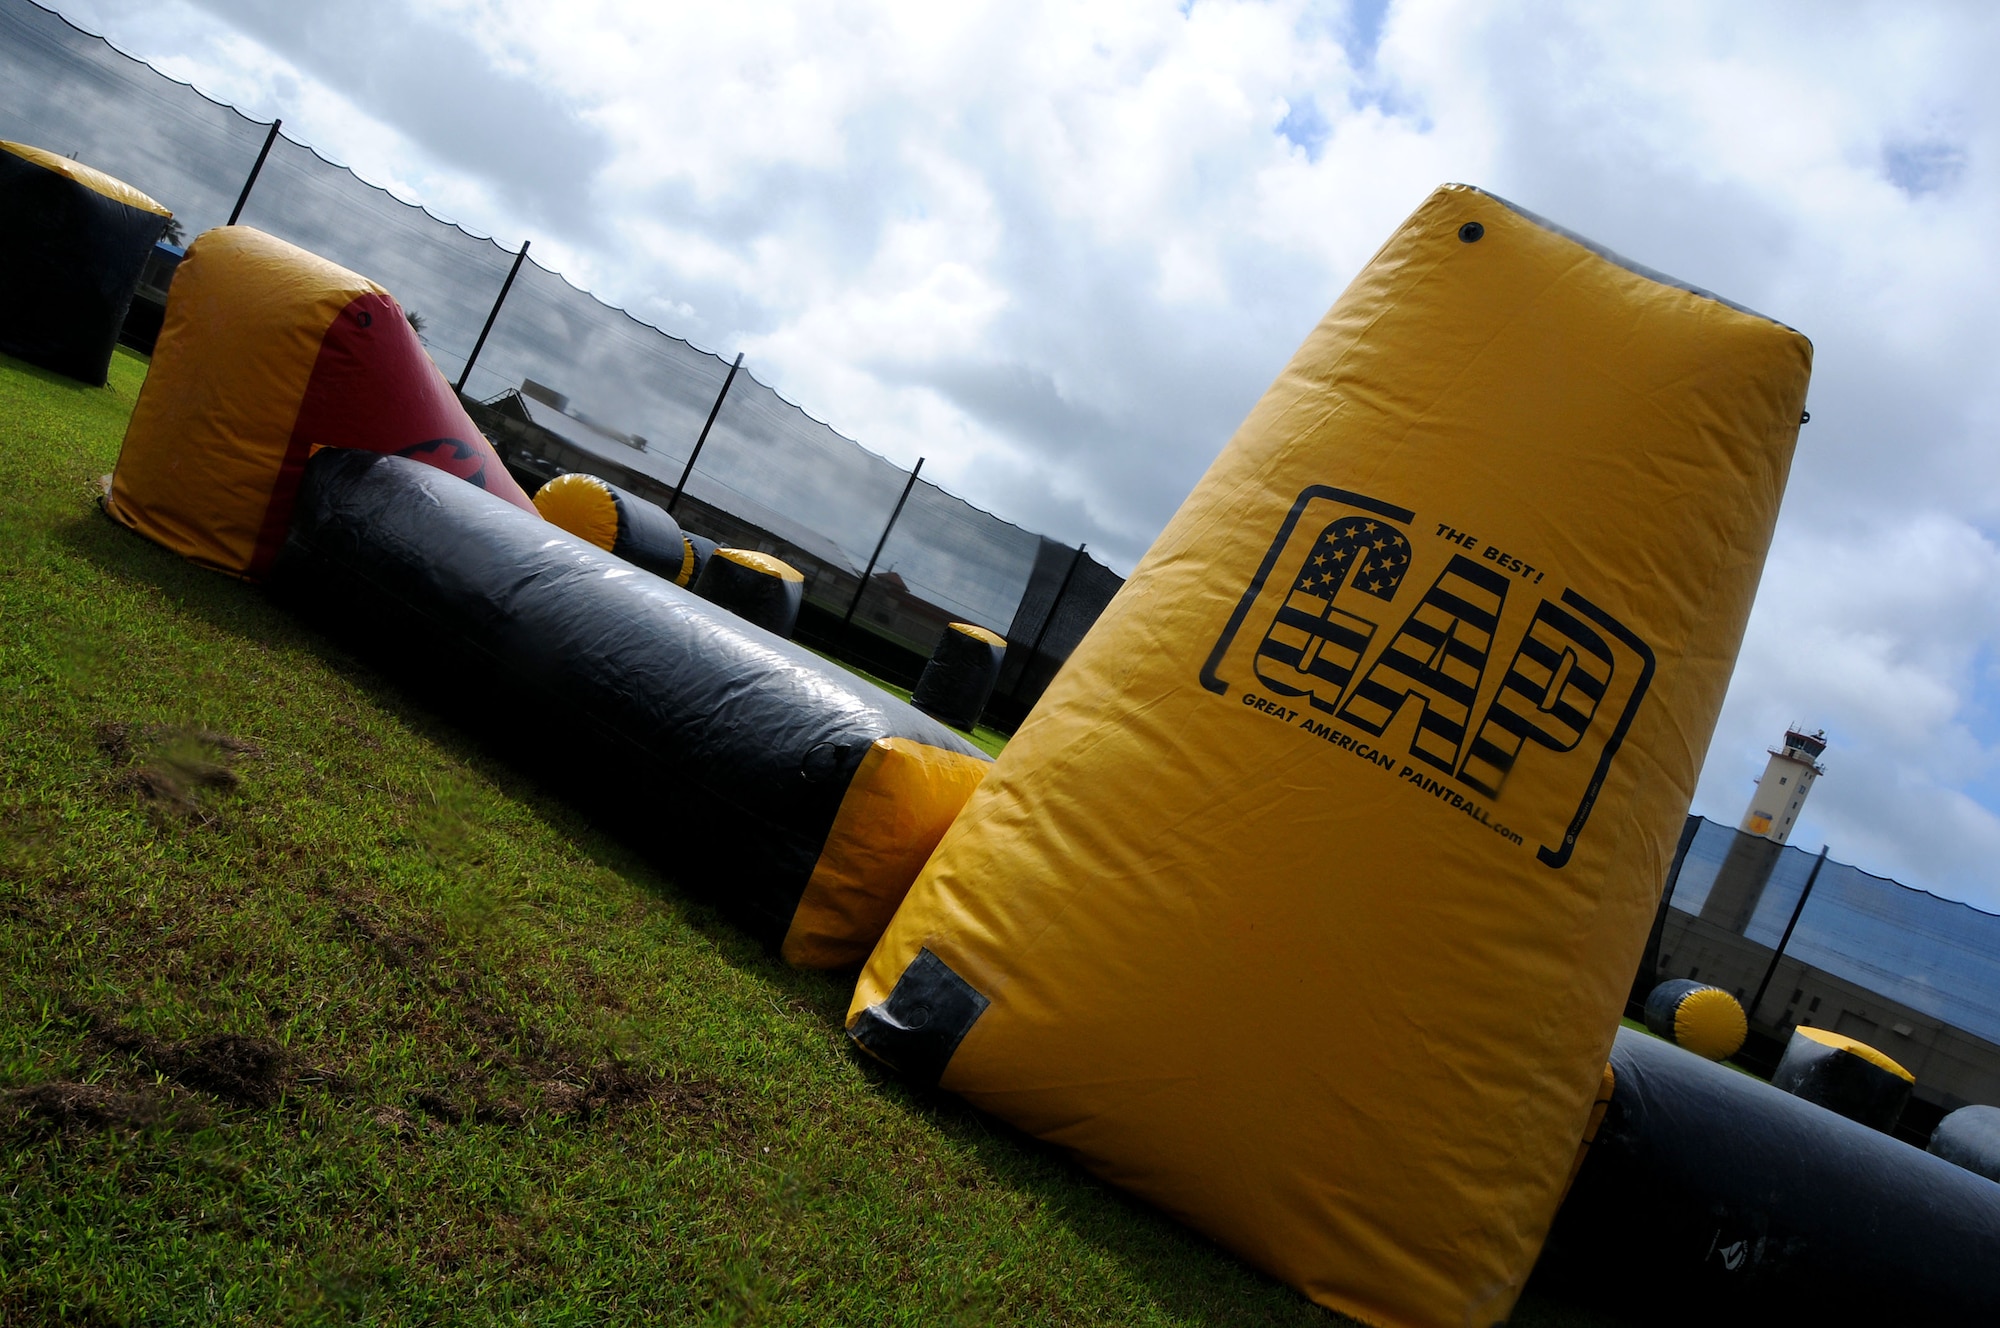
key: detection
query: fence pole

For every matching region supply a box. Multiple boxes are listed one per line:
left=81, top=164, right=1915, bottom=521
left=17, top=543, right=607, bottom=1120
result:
left=669, top=352, right=743, bottom=513
left=1024, top=542, right=1088, bottom=665
left=1748, top=844, right=1830, bottom=1024
left=455, top=239, right=530, bottom=395
left=227, top=119, right=282, bottom=226
left=842, top=458, right=924, bottom=636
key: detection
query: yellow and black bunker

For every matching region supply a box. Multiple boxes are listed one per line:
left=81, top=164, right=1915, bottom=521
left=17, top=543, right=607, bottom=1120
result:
left=848, top=185, right=1814, bottom=1328
left=1771, top=1025, right=1914, bottom=1133
left=534, top=472, right=698, bottom=585
left=0, top=141, right=171, bottom=385
left=695, top=547, right=805, bottom=638
left=1643, top=978, right=1748, bottom=1062
left=911, top=622, right=1008, bottom=732
left=271, top=448, right=988, bottom=968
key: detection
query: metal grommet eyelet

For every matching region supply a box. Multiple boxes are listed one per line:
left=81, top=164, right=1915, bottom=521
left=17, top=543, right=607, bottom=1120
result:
left=1458, top=222, right=1484, bottom=243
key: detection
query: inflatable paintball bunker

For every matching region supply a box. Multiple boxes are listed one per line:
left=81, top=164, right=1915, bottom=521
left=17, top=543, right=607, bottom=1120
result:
left=911, top=623, right=1006, bottom=731
left=682, top=531, right=718, bottom=589
left=1771, top=1025, right=1913, bottom=1133
left=0, top=141, right=170, bottom=385
left=1930, top=1105, right=2000, bottom=1183
left=534, top=473, right=695, bottom=584
left=695, top=548, right=804, bottom=638
left=105, top=226, right=534, bottom=579
left=849, top=184, right=1812, bottom=1326
left=1643, top=979, right=1748, bottom=1062
left=1539, top=1028, right=2000, bottom=1323
left=272, top=449, right=988, bottom=967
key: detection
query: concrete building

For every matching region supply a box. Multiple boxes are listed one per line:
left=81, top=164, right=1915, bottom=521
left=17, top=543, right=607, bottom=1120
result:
left=1647, top=729, right=2000, bottom=1142
left=1656, top=899, right=2000, bottom=1138
left=1703, top=727, right=1826, bottom=933
left=1739, top=726, right=1826, bottom=843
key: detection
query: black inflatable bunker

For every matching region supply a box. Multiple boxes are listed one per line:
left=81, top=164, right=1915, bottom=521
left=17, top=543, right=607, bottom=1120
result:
left=0, top=140, right=171, bottom=384
left=533, top=473, right=693, bottom=584
left=1540, top=1027, right=2000, bottom=1324
left=911, top=622, right=1006, bottom=731
left=1930, top=1105, right=2000, bottom=1184
left=682, top=530, right=718, bottom=589
left=695, top=548, right=803, bottom=638
left=271, top=450, right=990, bottom=968
left=1772, top=1024, right=1913, bottom=1133
left=1643, top=979, right=1748, bottom=1062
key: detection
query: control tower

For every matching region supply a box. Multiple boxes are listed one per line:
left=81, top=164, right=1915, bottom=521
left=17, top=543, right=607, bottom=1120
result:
left=1701, top=727, right=1829, bottom=933
left=1739, top=727, right=1828, bottom=845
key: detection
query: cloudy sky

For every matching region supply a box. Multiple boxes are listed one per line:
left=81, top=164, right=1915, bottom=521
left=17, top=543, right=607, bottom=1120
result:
left=35, top=0, right=2000, bottom=906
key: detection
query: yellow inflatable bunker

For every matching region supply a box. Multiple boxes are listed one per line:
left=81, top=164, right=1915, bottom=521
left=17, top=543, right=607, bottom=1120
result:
left=106, top=226, right=535, bottom=578
left=849, top=185, right=1812, bottom=1327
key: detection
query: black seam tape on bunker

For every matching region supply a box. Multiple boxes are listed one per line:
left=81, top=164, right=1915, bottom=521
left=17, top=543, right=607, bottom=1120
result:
left=695, top=553, right=803, bottom=638
left=599, top=480, right=689, bottom=582
left=911, top=625, right=1005, bottom=731
left=1929, top=1106, right=2000, bottom=1184
left=1540, top=1028, right=2000, bottom=1324
left=1770, top=1031, right=1912, bottom=1134
left=849, top=948, right=990, bottom=1086
left=0, top=150, right=168, bottom=385
left=267, top=449, right=981, bottom=949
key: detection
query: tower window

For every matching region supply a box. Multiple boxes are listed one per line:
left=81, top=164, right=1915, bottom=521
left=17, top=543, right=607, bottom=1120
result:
left=1808, top=996, right=1821, bottom=1012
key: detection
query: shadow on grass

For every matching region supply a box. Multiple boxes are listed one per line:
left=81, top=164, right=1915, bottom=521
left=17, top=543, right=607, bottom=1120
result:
left=53, top=499, right=844, bottom=987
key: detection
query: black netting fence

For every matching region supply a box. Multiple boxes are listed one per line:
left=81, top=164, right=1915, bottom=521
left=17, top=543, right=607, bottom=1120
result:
left=1, top=0, right=1121, bottom=726
left=1662, top=816, right=2000, bottom=1046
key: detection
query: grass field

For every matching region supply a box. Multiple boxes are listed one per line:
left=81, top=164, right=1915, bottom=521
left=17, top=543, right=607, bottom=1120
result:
left=0, top=348, right=1623, bottom=1326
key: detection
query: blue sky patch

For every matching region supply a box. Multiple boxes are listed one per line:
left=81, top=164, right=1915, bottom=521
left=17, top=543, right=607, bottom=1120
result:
left=1278, top=95, right=1331, bottom=160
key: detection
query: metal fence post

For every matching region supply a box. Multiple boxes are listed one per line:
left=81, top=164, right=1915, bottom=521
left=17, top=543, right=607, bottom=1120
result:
left=842, top=458, right=924, bottom=637
left=227, top=119, right=282, bottom=226
left=1748, top=845, right=1831, bottom=1023
left=455, top=239, right=530, bottom=395
left=669, top=352, right=743, bottom=513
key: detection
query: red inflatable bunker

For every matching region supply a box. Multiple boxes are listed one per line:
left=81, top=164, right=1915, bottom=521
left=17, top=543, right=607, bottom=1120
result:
left=106, top=225, right=534, bottom=578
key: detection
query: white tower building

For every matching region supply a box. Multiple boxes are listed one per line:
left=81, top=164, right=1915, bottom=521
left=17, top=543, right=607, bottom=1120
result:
left=1740, top=727, right=1827, bottom=844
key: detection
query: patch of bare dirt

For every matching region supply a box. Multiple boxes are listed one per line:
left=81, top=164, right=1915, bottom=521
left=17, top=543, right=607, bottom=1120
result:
left=535, top=1061, right=731, bottom=1126
left=87, top=1019, right=292, bottom=1108
left=389, top=1059, right=733, bottom=1137
left=96, top=722, right=262, bottom=818
left=1, top=1080, right=170, bottom=1136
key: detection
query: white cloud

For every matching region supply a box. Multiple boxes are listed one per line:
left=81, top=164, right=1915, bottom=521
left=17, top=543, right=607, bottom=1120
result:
left=36, top=0, right=2000, bottom=902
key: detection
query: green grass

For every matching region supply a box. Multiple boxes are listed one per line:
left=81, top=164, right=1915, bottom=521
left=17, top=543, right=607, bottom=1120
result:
left=0, top=348, right=1624, bottom=1326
